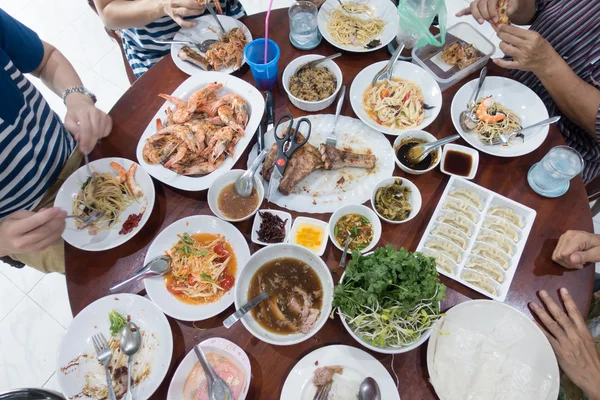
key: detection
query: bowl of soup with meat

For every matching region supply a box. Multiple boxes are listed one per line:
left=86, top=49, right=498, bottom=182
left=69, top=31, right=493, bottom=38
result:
left=234, top=243, right=334, bottom=345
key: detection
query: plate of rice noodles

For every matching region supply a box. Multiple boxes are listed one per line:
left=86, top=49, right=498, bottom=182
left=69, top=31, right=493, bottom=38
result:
left=54, top=157, right=155, bottom=251
left=451, top=76, right=549, bottom=157
left=144, top=215, right=251, bottom=321
left=350, top=61, right=442, bottom=135
left=317, top=0, right=399, bottom=52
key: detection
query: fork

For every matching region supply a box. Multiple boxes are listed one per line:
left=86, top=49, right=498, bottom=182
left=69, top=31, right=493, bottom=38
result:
left=486, top=116, right=560, bottom=146
left=325, top=85, right=346, bottom=148
left=313, top=382, right=333, bottom=400
left=92, top=333, right=117, bottom=400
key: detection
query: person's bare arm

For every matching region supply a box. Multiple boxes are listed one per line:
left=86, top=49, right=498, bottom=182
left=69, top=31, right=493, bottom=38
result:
left=93, top=0, right=205, bottom=30
left=456, top=0, right=537, bottom=26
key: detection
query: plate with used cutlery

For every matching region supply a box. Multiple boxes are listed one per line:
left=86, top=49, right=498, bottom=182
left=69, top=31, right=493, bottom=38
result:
left=247, top=114, right=395, bottom=213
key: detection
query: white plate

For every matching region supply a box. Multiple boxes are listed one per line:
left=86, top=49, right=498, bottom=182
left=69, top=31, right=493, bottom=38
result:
left=56, top=294, right=173, bottom=400
left=247, top=115, right=395, bottom=213
left=280, top=344, right=400, bottom=400
left=167, top=337, right=251, bottom=400
left=350, top=61, right=442, bottom=135
left=135, top=72, right=265, bottom=191
left=54, top=157, right=155, bottom=251
left=171, top=15, right=252, bottom=76
left=427, top=300, right=559, bottom=399
left=451, top=76, right=549, bottom=157
left=317, top=0, right=399, bottom=53
left=144, top=215, right=251, bottom=321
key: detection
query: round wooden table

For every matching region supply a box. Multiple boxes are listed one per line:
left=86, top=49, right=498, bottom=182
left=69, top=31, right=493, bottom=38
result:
left=66, top=8, right=595, bottom=399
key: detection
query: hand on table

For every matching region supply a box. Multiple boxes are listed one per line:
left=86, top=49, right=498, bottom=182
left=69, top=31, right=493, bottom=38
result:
left=0, top=208, right=67, bottom=256
left=530, top=289, right=600, bottom=400
left=552, top=230, right=600, bottom=269
left=456, top=0, right=518, bottom=25
left=161, top=0, right=206, bottom=28
left=493, top=24, right=558, bottom=74
left=64, top=93, right=112, bottom=154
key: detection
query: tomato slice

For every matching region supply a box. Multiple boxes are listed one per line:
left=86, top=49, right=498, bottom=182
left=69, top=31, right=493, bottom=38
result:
left=402, top=92, right=411, bottom=103
left=219, top=275, right=235, bottom=291
left=214, top=243, right=229, bottom=256
left=187, top=275, right=196, bottom=286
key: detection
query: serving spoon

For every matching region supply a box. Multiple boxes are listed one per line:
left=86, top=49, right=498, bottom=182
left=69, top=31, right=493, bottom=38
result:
left=194, top=345, right=234, bottom=400
left=406, top=134, right=460, bottom=165
left=119, top=321, right=142, bottom=400
left=358, top=377, right=381, bottom=400
left=295, top=53, right=342, bottom=76
left=234, top=148, right=268, bottom=198
left=459, top=67, right=487, bottom=133
left=109, top=255, right=171, bottom=293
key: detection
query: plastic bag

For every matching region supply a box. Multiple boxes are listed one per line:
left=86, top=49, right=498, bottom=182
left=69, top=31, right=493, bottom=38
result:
left=396, top=0, right=447, bottom=49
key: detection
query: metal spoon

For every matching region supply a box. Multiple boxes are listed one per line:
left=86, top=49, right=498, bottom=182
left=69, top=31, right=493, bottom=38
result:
left=207, top=4, right=226, bottom=35
left=234, top=148, right=269, bottom=198
left=371, top=44, right=405, bottom=87
left=459, top=67, right=487, bottom=133
left=194, top=345, right=234, bottom=400
left=223, top=290, right=269, bottom=328
left=339, top=235, right=352, bottom=268
left=109, top=255, right=171, bottom=293
left=153, top=38, right=218, bottom=52
left=358, top=377, right=381, bottom=400
left=65, top=210, right=106, bottom=226
left=119, top=321, right=142, bottom=400
left=406, top=134, right=460, bottom=165
left=295, top=53, right=342, bottom=76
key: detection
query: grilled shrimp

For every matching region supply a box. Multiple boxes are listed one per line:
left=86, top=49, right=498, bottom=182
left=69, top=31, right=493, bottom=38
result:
left=164, top=144, right=188, bottom=168
left=205, top=93, right=248, bottom=126
left=181, top=154, right=226, bottom=176
left=203, top=127, right=234, bottom=164
left=110, top=162, right=127, bottom=184
left=476, top=96, right=505, bottom=123
left=217, top=106, right=245, bottom=137
left=126, top=163, right=144, bottom=198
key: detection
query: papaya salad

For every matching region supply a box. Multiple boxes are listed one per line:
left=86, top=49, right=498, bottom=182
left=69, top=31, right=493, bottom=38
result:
left=165, top=232, right=237, bottom=304
left=363, top=78, right=426, bottom=130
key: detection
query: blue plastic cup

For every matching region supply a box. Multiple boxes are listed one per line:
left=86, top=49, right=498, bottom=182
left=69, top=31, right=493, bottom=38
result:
left=244, top=38, right=280, bottom=91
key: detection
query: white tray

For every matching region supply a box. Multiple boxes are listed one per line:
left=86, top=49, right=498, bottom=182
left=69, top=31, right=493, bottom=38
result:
left=416, top=176, right=536, bottom=302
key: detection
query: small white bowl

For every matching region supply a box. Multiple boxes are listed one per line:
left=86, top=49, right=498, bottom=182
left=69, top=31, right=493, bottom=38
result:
left=282, top=54, right=343, bottom=112
left=371, top=177, right=422, bottom=224
left=328, top=205, right=382, bottom=253
left=393, top=130, right=442, bottom=175
left=251, top=209, right=293, bottom=246
left=440, top=143, right=480, bottom=180
left=207, top=169, right=264, bottom=223
left=288, top=216, right=329, bottom=256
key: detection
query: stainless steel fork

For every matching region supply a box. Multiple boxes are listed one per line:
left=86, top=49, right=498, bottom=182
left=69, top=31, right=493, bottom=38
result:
left=486, top=116, right=560, bottom=146
left=92, top=333, right=117, bottom=400
left=312, top=382, right=333, bottom=400
left=325, top=85, right=346, bottom=148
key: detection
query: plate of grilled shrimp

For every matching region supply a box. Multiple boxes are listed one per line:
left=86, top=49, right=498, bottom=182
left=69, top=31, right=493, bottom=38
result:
left=135, top=72, right=264, bottom=191
left=171, top=14, right=252, bottom=76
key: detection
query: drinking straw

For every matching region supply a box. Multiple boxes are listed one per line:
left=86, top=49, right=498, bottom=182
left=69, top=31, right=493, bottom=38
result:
left=264, top=0, right=274, bottom=63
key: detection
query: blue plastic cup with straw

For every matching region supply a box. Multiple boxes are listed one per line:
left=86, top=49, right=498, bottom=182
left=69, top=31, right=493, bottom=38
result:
left=244, top=39, right=280, bottom=91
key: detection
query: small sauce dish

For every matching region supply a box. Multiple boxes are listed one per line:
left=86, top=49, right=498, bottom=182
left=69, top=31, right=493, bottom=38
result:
left=393, top=130, right=441, bottom=175
left=440, top=144, right=479, bottom=180
left=288, top=217, right=329, bottom=256
left=208, top=170, right=264, bottom=222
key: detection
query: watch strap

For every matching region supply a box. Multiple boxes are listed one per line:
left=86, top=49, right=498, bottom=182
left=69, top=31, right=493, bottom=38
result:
left=62, top=86, right=97, bottom=104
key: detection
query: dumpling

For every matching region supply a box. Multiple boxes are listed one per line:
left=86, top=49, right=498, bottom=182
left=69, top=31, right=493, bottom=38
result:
left=476, top=229, right=514, bottom=256
left=461, top=269, right=497, bottom=296
left=471, top=243, right=510, bottom=269
left=466, top=258, right=505, bottom=283
left=449, top=188, right=483, bottom=211
left=482, top=218, right=520, bottom=243
left=442, top=198, right=479, bottom=223
left=425, top=237, right=462, bottom=263
left=422, top=248, right=456, bottom=275
left=488, top=206, right=524, bottom=228
left=432, top=224, right=469, bottom=249
left=437, top=212, right=473, bottom=237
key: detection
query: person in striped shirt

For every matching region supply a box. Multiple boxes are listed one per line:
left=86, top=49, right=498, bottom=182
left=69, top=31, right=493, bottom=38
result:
left=93, top=0, right=246, bottom=78
left=458, top=0, right=600, bottom=183
left=0, top=10, right=111, bottom=273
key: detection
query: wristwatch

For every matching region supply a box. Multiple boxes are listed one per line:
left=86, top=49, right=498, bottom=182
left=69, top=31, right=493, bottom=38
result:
left=62, top=86, right=97, bottom=104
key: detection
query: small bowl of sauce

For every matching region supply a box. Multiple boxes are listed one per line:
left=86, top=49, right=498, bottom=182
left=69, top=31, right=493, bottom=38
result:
left=393, top=130, right=441, bottom=175
left=440, top=143, right=479, bottom=180
left=289, top=217, right=329, bottom=256
left=208, top=169, right=264, bottom=222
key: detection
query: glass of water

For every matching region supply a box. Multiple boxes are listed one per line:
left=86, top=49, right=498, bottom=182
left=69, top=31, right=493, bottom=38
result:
left=289, top=1, right=322, bottom=50
left=527, top=145, right=584, bottom=198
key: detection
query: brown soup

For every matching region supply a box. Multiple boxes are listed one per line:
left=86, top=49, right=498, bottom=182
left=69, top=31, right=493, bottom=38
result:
left=217, top=183, right=259, bottom=219
left=248, top=258, right=323, bottom=335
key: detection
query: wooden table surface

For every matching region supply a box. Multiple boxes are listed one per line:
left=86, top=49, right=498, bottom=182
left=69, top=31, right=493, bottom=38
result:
left=65, top=8, right=595, bottom=399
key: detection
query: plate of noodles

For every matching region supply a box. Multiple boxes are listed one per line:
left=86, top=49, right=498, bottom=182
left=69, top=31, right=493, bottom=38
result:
left=144, top=215, right=251, bottom=321
left=350, top=61, right=442, bottom=135
left=54, top=157, right=155, bottom=251
left=317, top=0, right=399, bottom=52
left=450, top=76, right=549, bottom=157
left=171, top=14, right=252, bottom=75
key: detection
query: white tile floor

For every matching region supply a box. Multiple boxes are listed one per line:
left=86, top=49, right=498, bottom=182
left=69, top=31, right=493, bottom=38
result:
left=0, top=0, right=594, bottom=394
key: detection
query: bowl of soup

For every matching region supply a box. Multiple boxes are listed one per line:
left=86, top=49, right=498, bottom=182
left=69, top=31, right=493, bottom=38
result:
left=208, top=170, right=264, bottom=223
left=234, top=244, right=334, bottom=345
left=328, top=205, right=382, bottom=253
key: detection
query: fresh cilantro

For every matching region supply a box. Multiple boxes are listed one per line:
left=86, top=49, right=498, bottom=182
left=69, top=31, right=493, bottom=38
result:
left=108, top=310, right=127, bottom=337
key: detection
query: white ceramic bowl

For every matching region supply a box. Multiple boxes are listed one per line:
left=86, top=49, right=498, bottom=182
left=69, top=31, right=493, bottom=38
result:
left=251, top=209, right=293, bottom=246
left=282, top=54, right=343, bottom=112
left=288, top=216, right=329, bottom=256
left=440, top=143, right=480, bottom=180
left=328, top=205, right=382, bottom=253
left=208, top=169, right=264, bottom=222
left=371, top=177, right=422, bottom=224
left=393, top=130, right=442, bottom=175
left=234, top=244, right=334, bottom=346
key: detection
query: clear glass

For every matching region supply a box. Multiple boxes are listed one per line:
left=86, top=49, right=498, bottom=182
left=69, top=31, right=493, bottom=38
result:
left=527, top=145, right=584, bottom=198
left=289, top=1, right=321, bottom=50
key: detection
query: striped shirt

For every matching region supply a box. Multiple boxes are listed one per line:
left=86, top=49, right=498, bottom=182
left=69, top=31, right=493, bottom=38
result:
left=121, top=1, right=245, bottom=78
left=511, top=0, right=600, bottom=184
left=0, top=12, right=76, bottom=220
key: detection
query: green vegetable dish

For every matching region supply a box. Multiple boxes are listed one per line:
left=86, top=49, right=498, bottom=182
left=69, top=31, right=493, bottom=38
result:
left=333, top=213, right=373, bottom=251
left=333, top=246, right=445, bottom=348
left=108, top=310, right=128, bottom=337
left=374, top=179, right=412, bottom=221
